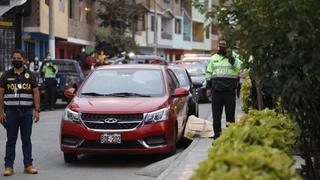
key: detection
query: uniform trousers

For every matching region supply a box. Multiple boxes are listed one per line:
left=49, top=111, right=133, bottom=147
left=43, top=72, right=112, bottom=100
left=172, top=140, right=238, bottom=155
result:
left=211, top=90, right=236, bottom=137
left=4, top=108, right=34, bottom=168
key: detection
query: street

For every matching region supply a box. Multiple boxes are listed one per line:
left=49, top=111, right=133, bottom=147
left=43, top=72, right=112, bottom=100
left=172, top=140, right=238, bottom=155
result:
left=0, top=102, right=214, bottom=180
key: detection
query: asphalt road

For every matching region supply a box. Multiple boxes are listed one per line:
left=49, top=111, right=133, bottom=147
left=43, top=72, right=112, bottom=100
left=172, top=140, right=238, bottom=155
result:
left=0, top=102, right=213, bottom=180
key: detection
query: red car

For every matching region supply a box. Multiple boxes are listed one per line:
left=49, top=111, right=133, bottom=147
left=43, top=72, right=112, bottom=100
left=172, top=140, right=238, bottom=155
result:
left=60, top=64, right=189, bottom=163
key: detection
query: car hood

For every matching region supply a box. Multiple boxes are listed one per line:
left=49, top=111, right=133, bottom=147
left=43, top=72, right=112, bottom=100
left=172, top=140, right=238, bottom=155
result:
left=69, top=96, right=169, bottom=114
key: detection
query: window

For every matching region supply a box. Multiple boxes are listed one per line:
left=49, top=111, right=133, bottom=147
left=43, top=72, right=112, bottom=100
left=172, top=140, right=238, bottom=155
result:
left=164, top=0, right=171, bottom=3
left=151, top=16, right=155, bottom=31
left=175, top=0, right=179, bottom=3
left=69, top=0, right=73, bottom=19
left=167, top=70, right=180, bottom=94
left=175, top=19, right=181, bottom=34
left=136, top=14, right=146, bottom=31
left=206, top=27, right=210, bottom=39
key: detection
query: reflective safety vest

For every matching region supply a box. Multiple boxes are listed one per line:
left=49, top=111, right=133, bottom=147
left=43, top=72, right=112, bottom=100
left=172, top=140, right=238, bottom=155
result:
left=42, top=64, right=58, bottom=78
left=206, top=54, right=241, bottom=79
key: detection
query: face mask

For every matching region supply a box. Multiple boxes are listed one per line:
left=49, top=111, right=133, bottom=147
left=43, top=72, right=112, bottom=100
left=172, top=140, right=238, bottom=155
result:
left=46, top=63, right=50, bottom=66
left=218, top=46, right=227, bottom=55
left=12, top=60, right=23, bottom=69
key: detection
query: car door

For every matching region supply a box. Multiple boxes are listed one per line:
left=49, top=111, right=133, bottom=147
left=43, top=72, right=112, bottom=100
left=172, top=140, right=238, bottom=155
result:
left=167, top=69, right=188, bottom=139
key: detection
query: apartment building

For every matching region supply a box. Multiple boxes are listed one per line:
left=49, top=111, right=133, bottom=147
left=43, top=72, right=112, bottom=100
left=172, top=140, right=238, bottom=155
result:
left=134, top=0, right=212, bottom=62
left=22, top=0, right=96, bottom=61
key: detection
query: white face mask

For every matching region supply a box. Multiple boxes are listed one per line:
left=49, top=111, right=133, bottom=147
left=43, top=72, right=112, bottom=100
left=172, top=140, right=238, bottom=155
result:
left=46, top=63, right=50, bottom=66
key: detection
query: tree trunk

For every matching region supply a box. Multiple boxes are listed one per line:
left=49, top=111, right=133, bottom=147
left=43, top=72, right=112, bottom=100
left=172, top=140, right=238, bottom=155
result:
left=254, top=73, right=264, bottom=110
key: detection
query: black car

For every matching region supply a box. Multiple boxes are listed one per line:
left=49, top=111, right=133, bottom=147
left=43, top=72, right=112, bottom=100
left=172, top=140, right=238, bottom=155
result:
left=39, top=59, right=84, bottom=104
left=169, top=66, right=199, bottom=117
left=175, top=64, right=210, bottom=103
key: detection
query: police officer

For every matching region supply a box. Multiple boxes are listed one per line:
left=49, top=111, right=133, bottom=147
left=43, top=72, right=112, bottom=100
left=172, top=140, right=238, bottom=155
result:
left=0, top=49, right=40, bottom=176
left=41, top=55, right=58, bottom=110
left=206, top=41, right=241, bottom=139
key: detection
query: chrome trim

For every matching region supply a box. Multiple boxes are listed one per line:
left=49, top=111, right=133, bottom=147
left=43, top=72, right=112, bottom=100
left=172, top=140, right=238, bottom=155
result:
left=80, top=116, right=143, bottom=132
left=61, top=140, right=84, bottom=148
left=138, top=140, right=167, bottom=149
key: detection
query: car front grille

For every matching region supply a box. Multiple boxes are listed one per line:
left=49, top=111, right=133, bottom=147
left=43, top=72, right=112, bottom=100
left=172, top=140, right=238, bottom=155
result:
left=81, top=113, right=144, bottom=130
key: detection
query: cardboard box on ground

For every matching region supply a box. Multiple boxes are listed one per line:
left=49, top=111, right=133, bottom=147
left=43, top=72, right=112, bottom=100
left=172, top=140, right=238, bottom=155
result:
left=183, top=115, right=213, bottom=140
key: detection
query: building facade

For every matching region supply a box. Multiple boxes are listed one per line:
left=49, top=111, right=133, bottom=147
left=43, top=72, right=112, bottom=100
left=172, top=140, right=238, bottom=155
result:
left=0, top=0, right=30, bottom=71
left=134, top=0, right=212, bottom=62
left=22, top=0, right=96, bottom=62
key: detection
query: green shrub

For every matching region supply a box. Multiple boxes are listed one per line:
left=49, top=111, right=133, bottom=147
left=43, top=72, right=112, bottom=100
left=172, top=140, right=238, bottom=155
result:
left=241, top=76, right=252, bottom=113
left=191, top=109, right=301, bottom=180
left=191, top=144, right=301, bottom=180
left=216, top=109, right=300, bottom=154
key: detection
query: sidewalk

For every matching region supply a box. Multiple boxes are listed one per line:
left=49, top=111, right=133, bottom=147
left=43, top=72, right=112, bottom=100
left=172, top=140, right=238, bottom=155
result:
left=156, top=99, right=244, bottom=180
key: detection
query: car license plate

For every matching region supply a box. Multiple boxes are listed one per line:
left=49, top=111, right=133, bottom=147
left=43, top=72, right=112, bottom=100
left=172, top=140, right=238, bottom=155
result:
left=100, top=133, right=121, bottom=144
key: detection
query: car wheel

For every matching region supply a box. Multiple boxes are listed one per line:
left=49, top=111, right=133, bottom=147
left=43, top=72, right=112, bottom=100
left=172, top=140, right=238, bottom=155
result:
left=64, top=153, right=78, bottom=163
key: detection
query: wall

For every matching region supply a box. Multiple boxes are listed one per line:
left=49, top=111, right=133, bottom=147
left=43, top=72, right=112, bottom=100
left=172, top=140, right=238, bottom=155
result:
left=39, top=0, right=68, bottom=39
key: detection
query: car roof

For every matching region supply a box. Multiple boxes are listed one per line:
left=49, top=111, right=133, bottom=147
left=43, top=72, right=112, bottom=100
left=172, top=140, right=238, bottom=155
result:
left=96, top=64, right=167, bottom=70
left=51, top=59, right=77, bottom=63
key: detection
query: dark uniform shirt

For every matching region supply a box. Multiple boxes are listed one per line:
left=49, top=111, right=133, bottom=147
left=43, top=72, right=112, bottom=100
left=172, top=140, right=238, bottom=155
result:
left=0, top=68, right=38, bottom=109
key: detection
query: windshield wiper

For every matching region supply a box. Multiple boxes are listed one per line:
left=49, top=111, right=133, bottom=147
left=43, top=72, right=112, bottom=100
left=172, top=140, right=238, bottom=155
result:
left=105, top=92, right=151, bottom=97
left=80, top=92, right=106, bottom=96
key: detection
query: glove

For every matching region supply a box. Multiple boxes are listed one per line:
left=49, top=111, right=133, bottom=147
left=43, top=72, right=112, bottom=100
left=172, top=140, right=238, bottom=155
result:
left=228, top=57, right=235, bottom=66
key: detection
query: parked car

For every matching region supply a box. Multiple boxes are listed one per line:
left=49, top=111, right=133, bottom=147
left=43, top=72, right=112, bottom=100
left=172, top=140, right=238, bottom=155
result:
left=39, top=59, right=84, bottom=104
left=175, top=63, right=210, bottom=102
left=113, top=55, right=168, bottom=65
left=176, top=54, right=211, bottom=66
left=60, top=64, right=189, bottom=162
left=169, top=66, right=199, bottom=117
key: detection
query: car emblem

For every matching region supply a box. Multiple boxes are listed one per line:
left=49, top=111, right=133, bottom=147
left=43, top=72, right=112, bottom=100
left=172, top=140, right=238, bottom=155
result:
left=104, top=118, right=118, bottom=124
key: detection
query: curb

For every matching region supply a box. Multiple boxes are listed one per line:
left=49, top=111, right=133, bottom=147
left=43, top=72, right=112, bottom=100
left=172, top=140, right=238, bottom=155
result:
left=156, top=137, right=201, bottom=180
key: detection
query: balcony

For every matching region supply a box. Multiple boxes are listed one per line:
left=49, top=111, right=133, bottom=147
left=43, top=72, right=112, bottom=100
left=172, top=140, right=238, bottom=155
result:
left=161, top=32, right=172, bottom=40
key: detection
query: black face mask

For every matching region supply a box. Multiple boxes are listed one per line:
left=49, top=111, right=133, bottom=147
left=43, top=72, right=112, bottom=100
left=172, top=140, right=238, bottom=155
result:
left=218, top=46, right=227, bottom=55
left=12, top=60, right=23, bottom=69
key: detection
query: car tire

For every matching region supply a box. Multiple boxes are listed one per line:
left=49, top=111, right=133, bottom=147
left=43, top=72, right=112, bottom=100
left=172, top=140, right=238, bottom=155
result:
left=64, top=153, right=78, bottom=163
left=166, top=124, right=177, bottom=156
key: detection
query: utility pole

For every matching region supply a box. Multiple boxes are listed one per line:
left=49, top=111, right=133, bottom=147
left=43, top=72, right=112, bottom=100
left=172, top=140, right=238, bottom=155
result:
left=153, top=0, right=158, bottom=55
left=49, top=0, right=55, bottom=59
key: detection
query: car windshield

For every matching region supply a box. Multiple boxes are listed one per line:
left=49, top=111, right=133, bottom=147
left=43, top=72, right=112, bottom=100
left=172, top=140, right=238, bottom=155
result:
left=178, top=64, right=206, bottom=77
left=80, top=69, right=166, bottom=97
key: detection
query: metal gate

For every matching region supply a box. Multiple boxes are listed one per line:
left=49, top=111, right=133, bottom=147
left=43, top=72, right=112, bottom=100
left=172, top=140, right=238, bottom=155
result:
left=0, top=27, right=15, bottom=72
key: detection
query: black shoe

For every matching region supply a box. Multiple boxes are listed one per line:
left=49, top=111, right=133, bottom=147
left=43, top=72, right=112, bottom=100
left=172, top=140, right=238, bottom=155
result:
left=213, top=134, right=220, bottom=140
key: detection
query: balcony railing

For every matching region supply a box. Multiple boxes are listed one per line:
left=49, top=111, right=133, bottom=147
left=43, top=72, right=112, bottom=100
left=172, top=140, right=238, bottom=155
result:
left=161, top=32, right=172, bottom=40
left=193, top=36, right=204, bottom=42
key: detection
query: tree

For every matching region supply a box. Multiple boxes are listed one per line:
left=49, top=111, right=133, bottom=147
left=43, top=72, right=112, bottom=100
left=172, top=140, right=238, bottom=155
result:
left=192, top=0, right=320, bottom=179
left=95, top=0, right=146, bottom=56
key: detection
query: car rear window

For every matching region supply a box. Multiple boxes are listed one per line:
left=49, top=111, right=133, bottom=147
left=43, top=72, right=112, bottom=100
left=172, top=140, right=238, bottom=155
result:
left=53, top=62, right=76, bottom=72
left=80, top=69, right=166, bottom=97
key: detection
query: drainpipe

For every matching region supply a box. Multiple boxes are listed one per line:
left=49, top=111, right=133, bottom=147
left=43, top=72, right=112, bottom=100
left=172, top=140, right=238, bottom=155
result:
left=49, top=0, right=55, bottom=59
left=153, top=0, right=158, bottom=55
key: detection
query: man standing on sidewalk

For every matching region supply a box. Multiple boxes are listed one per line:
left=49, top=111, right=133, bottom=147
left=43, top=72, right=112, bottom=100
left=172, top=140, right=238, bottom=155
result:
left=206, top=41, right=241, bottom=139
left=0, top=49, right=40, bottom=176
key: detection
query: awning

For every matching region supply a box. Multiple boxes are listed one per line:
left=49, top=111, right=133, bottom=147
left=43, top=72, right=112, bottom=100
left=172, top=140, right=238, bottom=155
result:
left=0, top=0, right=27, bottom=16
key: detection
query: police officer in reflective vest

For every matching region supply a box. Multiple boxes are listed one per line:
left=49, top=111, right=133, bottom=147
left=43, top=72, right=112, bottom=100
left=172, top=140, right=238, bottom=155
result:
left=41, top=56, right=58, bottom=110
left=0, top=49, right=40, bottom=176
left=206, top=41, right=241, bottom=139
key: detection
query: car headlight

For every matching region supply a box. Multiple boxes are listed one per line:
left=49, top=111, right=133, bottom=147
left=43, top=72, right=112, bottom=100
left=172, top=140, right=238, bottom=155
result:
left=144, top=108, right=169, bottom=124
left=63, top=108, right=81, bottom=123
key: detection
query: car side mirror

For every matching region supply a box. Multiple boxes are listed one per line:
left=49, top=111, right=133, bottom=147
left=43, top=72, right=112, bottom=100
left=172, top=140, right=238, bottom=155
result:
left=172, top=88, right=189, bottom=97
left=64, top=88, right=76, bottom=98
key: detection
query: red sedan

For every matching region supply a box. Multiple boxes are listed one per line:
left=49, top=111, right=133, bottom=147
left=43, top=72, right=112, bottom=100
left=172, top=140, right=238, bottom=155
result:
left=60, top=64, right=189, bottom=163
